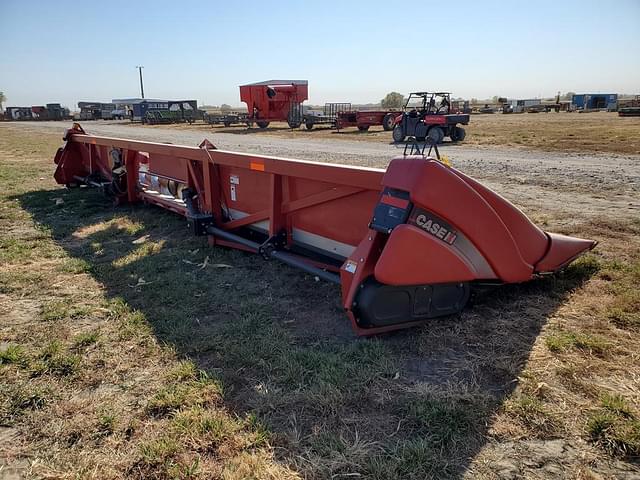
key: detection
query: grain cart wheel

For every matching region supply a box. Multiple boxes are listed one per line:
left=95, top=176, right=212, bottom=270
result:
left=392, top=124, right=405, bottom=143
left=382, top=113, right=395, bottom=131
left=452, top=126, right=466, bottom=142
left=427, top=126, right=444, bottom=144
left=357, top=125, right=370, bottom=132
left=256, top=121, right=270, bottom=129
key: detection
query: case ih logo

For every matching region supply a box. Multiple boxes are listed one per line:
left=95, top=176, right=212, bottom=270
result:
left=411, top=210, right=457, bottom=245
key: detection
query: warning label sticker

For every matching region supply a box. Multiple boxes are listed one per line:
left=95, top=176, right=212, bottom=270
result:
left=344, top=260, right=358, bottom=274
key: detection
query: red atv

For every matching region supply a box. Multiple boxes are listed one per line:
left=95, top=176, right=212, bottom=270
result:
left=392, top=92, right=469, bottom=143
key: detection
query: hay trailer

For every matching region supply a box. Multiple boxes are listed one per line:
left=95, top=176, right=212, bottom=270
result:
left=53, top=124, right=596, bottom=335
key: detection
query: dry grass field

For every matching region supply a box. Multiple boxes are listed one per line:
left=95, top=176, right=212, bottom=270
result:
left=172, top=111, right=640, bottom=156
left=463, top=112, right=640, bottom=154
left=1, top=122, right=639, bottom=479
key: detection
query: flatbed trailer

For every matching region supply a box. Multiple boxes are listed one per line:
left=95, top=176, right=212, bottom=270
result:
left=336, top=110, right=398, bottom=131
left=204, top=112, right=250, bottom=127
left=53, top=124, right=596, bottom=335
left=303, top=103, right=351, bottom=130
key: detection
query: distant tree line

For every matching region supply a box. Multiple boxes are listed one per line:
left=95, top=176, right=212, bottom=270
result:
left=381, top=92, right=404, bottom=109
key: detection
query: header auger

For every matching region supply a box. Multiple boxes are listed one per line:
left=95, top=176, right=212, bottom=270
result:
left=53, top=123, right=596, bottom=335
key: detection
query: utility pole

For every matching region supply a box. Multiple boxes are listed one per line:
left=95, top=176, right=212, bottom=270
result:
left=136, top=66, right=145, bottom=99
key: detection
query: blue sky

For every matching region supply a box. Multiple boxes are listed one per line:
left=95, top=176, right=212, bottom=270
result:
left=1, top=0, right=639, bottom=109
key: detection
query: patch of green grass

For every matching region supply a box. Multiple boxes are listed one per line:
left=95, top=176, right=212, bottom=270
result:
left=545, top=330, right=611, bottom=356
left=60, top=257, right=93, bottom=274
left=146, top=373, right=222, bottom=417
left=214, top=312, right=395, bottom=394
left=41, top=300, right=68, bottom=322
left=565, top=255, right=601, bottom=279
left=606, top=288, right=640, bottom=331
left=72, top=331, right=100, bottom=350
left=89, top=217, right=145, bottom=244
left=105, top=297, right=129, bottom=319
left=587, top=411, right=640, bottom=457
left=171, top=406, right=238, bottom=443
left=586, top=392, right=640, bottom=457
left=166, top=458, right=201, bottom=480
left=600, top=393, right=634, bottom=418
left=31, top=340, right=80, bottom=377
left=106, top=298, right=153, bottom=340
left=0, top=270, right=46, bottom=295
left=139, top=436, right=180, bottom=466
left=505, top=394, right=559, bottom=436
left=364, top=439, right=457, bottom=479
left=310, top=431, right=347, bottom=457
left=243, top=413, right=270, bottom=448
left=405, top=396, right=484, bottom=448
left=0, top=238, right=35, bottom=262
left=600, top=258, right=640, bottom=330
left=119, top=310, right=153, bottom=340
left=0, top=384, right=49, bottom=423
left=41, top=299, right=91, bottom=322
left=112, top=241, right=164, bottom=268
left=137, top=434, right=203, bottom=479
left=167, top=360, right=198, bottom=382
left=0, top=344, right=27, bottom=366
left=96, top=411, right=117, bottom=437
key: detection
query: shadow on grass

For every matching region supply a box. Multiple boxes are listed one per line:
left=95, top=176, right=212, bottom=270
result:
left=17, top=186, right=598, bottom=479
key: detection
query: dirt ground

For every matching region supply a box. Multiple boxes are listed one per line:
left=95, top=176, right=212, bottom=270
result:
left=140, top=111, right=640, bottom=155
left=1, top=122, right=639, bottom=479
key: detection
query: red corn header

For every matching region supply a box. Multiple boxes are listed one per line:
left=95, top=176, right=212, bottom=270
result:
left=53, top=124, right=596, bottom=335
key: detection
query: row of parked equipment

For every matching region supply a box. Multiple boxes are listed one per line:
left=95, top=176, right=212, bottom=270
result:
left=2, top=80, right=471, bottom=143
left=75, top=100, right=199, bottom=124
left=206, top=80, right=470, bottom=143
left=3, top=104, right=71, bottom=121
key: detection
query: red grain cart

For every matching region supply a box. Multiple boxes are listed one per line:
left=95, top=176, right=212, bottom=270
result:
left=239, top=80, right=308, bottom=129
left=53, top=123, right=596, bottom=336
left=336, top=110, right=399, bottom=132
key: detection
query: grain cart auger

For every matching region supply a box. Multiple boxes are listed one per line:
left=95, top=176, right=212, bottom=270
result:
left=53, top=124, right=596, bottom=335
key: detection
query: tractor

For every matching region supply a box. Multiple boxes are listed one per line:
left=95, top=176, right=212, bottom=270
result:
left=392, top=92, right=469, bottom=143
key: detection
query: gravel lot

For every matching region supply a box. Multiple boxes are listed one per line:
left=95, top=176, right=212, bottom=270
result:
left=7, top=120, right=640, bottom=222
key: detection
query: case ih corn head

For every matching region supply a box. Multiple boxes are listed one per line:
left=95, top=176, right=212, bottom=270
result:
left=53, top=124, right=595, bottom=335
left=392, top=92, right=470, bottom=143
